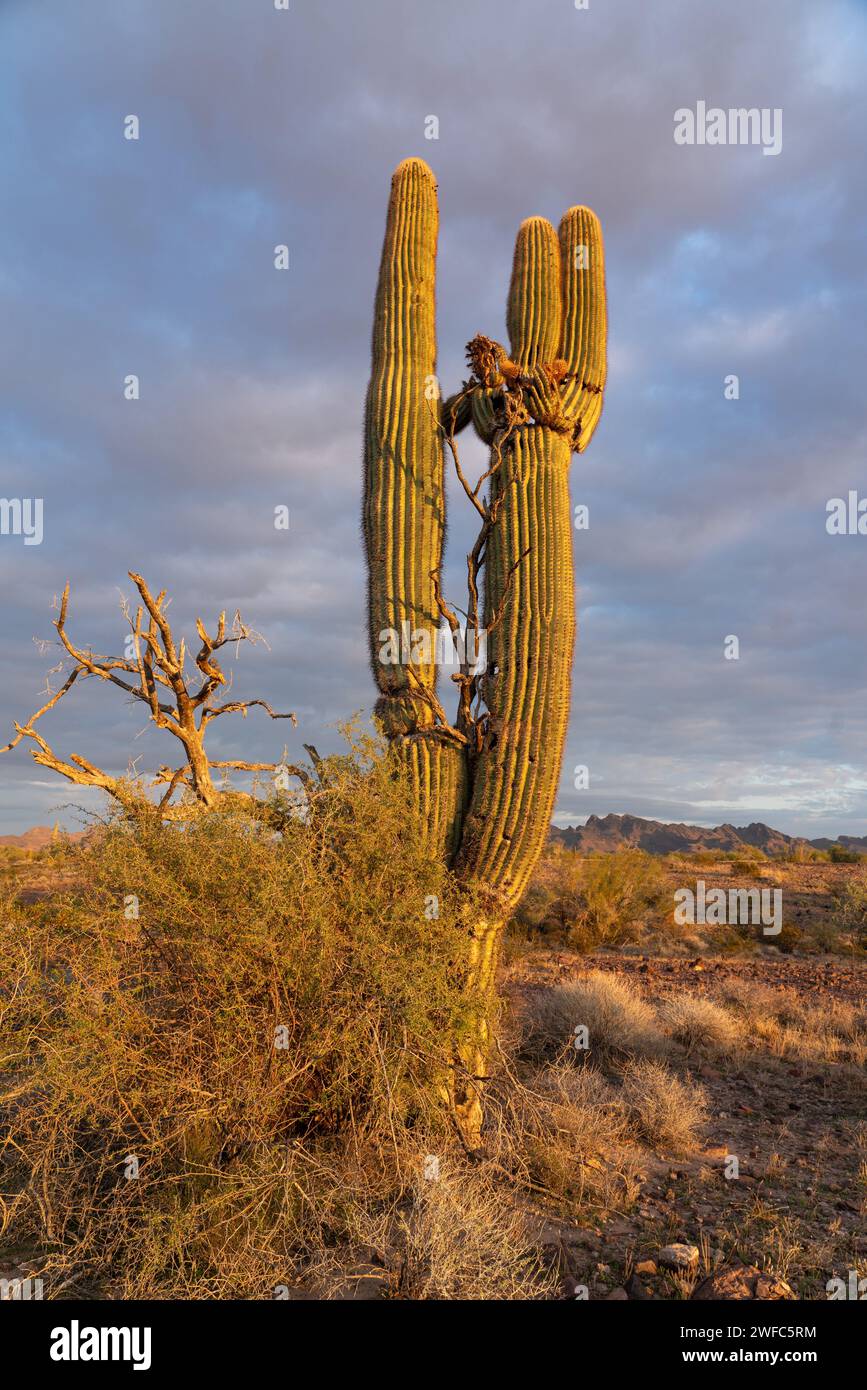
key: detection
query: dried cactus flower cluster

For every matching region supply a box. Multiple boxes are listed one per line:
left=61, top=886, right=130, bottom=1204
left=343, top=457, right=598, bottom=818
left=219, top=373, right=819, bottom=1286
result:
left=363, top=158, right=607, bottom=1138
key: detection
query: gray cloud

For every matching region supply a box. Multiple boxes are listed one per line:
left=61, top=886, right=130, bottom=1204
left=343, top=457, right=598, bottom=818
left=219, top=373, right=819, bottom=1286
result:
left=2, top=0, right=866, bottom=838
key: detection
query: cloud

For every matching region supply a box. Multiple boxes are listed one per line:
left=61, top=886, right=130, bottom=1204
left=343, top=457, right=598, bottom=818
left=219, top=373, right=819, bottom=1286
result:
left=1, top=0, right=867, bottom=838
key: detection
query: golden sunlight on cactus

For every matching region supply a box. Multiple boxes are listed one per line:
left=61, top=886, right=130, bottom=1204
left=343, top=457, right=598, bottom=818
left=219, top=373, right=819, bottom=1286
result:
left=363, top=158, right=607, bottom=1143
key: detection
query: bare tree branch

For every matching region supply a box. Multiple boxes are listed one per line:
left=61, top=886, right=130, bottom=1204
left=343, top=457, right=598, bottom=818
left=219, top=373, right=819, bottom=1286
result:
left=1, top=576, right=302, bottom=823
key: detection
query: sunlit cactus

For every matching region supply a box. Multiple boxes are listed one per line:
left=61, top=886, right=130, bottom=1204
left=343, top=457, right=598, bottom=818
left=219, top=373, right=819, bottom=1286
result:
left=363, top=159, right=607, bottom=1141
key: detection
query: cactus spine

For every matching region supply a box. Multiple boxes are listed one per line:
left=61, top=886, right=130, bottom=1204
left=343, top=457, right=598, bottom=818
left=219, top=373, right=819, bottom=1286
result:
left=363, top=161, right=607, bottom=1142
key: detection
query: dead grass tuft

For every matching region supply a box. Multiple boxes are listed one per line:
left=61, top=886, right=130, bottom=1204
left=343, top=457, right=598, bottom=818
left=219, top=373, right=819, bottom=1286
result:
left=619, top=1058, right=708, bottom=1152
left=660, top=993, right=742, bottom=1053
left=522, top=971, right=667, bottom=1066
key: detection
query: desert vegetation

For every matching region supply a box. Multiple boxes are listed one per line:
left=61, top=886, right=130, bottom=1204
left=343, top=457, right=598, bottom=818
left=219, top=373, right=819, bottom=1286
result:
left=2, top=823, right=865, bottom=1299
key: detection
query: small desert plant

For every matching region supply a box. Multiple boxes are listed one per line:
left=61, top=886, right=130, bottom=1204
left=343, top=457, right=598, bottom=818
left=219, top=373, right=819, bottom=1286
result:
left=523, top=970, right=666, bottom=1065
left=483, top=1057, right=634, bottom=1210
left=660, top=993, right=742, bottom=1054
left=394, top=1169, right=556, bottom=1300
left=714, top=977, right=801, bottom=1026
left=829, top=843, right=863, bottom=864
left=569, top=849, right=668, bottom=948
left=619, top=1059, right=708, bottom=1152
left=831, top=867, right=867, bottom=947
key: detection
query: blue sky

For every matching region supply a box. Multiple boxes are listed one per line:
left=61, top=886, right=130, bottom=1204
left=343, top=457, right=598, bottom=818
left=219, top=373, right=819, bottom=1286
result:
left=2, top=0, right=867, bottom=837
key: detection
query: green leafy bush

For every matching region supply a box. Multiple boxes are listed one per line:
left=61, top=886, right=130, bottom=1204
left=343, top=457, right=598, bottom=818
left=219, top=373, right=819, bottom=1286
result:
left=570, top=849, right=668, bottom=948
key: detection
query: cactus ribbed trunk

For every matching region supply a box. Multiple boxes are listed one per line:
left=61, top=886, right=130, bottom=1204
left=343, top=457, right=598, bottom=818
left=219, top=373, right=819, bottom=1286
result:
left=451, top=914, right=503, bottom=1148
left=362, top=160, right=606, bottom=1147
left=457, top=426, right=574, bottom=904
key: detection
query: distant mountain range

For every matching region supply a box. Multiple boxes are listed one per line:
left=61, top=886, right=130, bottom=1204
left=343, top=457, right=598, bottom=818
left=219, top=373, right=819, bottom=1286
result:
left=551, top=813, right=867, bottom=856
left=0, top=825, right=89, bottom=850
left=2, top=816, right=865, bottom=858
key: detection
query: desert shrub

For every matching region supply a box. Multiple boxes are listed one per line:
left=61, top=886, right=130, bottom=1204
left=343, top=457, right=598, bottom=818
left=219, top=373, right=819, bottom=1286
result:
left=619, top=1059, right=708, bottom=1152
left=522, top=1065, right=628, bottom=1200
left=569, top=849, right=668, bottom=948
left=513, top=846, right=668, bottom=950
left=725, top=846, right=767, bottom=866
left=831, top=868, right=867, bottom=946
left=523, top=971, right=666, bottom=1066
left=483, top=1058, right=634, bottom=1210
left=391, top=1169, right=555, bottom=1299
left=772, top=922, right=805, bottom=954
left=829, top=844, right=863, bottom=864
left=0, top=742, right=477, bottom=1298
left=660, top=993, right=742, bottom=1053
left=714, top=978, right=801, bottom=1026
left=775, top=843, right=822, bottom=864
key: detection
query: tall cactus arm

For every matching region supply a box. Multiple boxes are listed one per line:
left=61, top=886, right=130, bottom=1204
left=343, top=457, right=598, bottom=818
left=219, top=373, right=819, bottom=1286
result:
left=507, top=216, right=562, bottom=369
left=557, top=206, right=607, bottom=451
left=363, top=157, right=443, bottom=734
left=363, top=158, right=467, bottom=857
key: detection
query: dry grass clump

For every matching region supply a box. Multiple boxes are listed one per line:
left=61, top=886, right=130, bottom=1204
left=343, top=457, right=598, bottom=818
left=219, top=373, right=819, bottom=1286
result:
left=0, top=741, right=478, bottom=1299
left=480, top=1049, right=639, bottom=1211
left=660, top=993, right=742, bottom=1054
left=535, top=1064, right=626, bottom=1152
left=309, top=1164, right=556, bottom=1301
left=619, top=1059, right=708, bottom=1152
left=522, top=970, right=667, bottom=1066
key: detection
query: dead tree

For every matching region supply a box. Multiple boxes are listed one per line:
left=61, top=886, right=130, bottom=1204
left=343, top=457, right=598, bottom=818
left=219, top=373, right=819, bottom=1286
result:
left=1, top=572, right=308, bottom=822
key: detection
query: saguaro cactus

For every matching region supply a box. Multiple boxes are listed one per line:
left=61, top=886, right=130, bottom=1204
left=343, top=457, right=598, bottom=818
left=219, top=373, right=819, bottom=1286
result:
left=363, top=159, right=607, bottom=1143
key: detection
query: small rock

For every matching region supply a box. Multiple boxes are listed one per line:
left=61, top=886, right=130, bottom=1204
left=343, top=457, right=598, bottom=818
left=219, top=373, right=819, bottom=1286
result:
left=606, top=1287, right=629, bottom=1300
left=692, top=1262, right=796, bottom=1301
left=658, top=1243, right=700, bottom=1271
left=635, top=1259, right=657, bottom=1276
